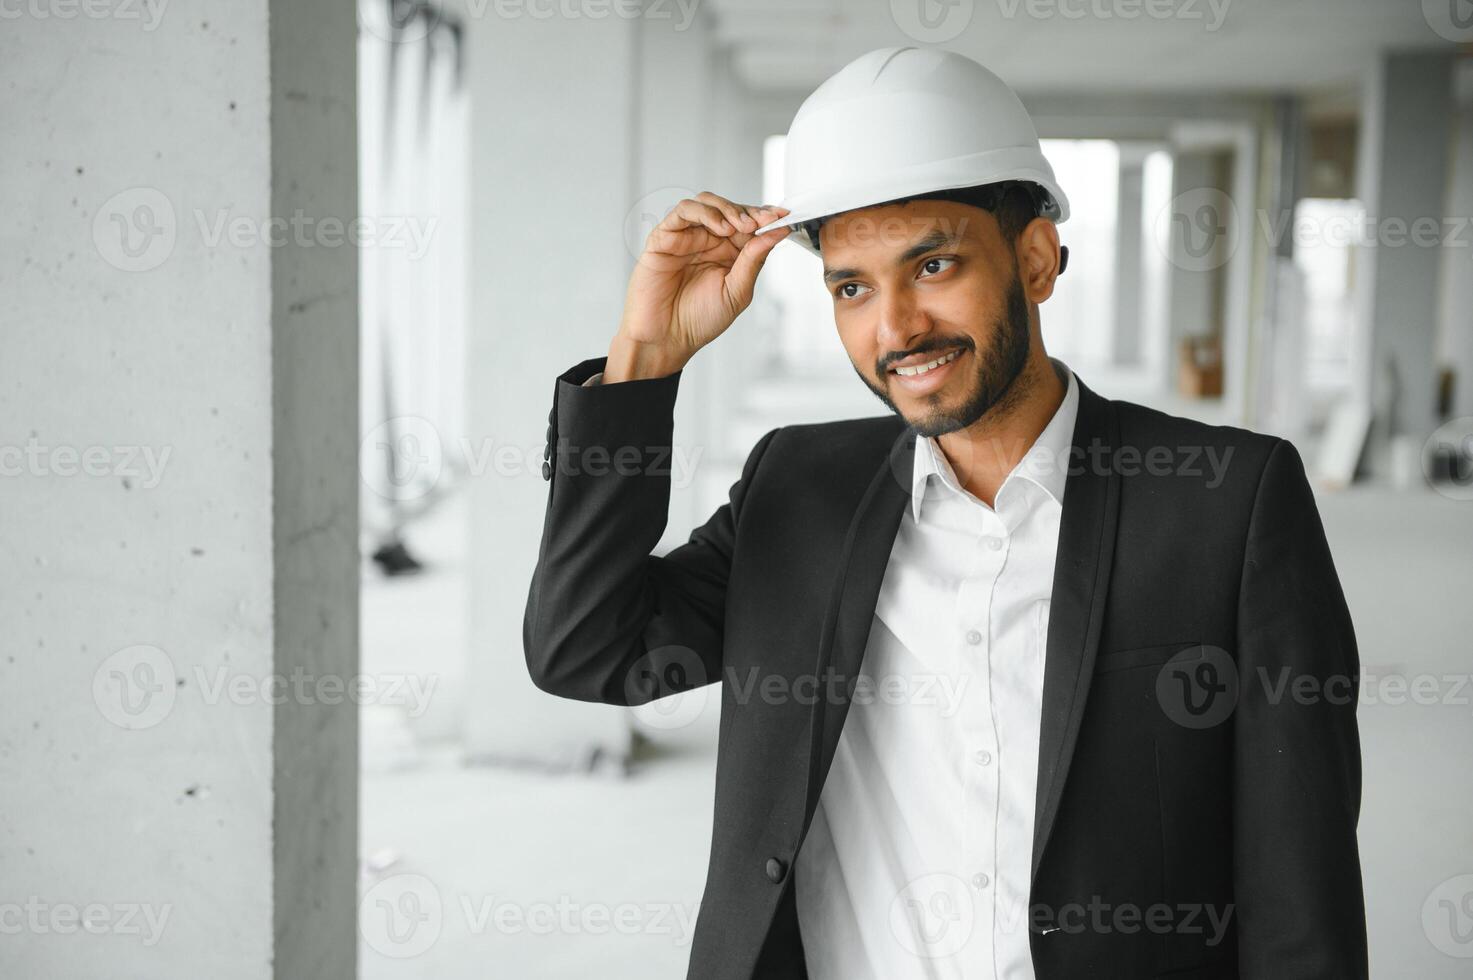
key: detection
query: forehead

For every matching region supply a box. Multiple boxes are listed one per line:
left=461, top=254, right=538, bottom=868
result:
left=818, top=199, right=997, bottom=267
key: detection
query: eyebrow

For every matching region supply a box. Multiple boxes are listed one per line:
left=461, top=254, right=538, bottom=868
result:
left=821, top=230, right=960, bottom=286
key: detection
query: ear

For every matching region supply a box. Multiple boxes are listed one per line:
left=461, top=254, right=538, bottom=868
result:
left=1016, top=217, right=1063, bottom=304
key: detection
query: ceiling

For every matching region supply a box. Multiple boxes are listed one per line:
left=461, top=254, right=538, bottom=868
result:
left=709, top=0, right=1464, bottom=96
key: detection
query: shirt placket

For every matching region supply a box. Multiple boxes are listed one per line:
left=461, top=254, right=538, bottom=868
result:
left=954, top=498, right=1011, bottom=976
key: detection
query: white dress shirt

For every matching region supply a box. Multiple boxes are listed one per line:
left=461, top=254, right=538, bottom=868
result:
left=795, top=357, right=1079, bottom=980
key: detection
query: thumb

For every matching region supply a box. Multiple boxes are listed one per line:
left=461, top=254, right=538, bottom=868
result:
left=723, top=227, right=790, bottom=313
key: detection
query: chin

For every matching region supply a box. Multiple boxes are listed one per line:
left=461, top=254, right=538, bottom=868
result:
left=893, top=390, right=973, bottom=438
left=854, top=363, right=982, bottom=436
left=907, top=409, right=971, bottom=439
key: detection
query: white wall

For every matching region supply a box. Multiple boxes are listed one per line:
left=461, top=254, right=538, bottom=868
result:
left=459, top=0, right=797, bottom=760
left=635, top=5, right=720, bottom=545
left=1353, top=50, right=1457, bottom=472
left=462, top=11, right=642, bottom=760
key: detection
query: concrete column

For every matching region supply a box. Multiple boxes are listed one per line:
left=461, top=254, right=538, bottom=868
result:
left=1164, top=150, right=1226, bottom=353
left=1438, top=62, right=1473, bottom=419
left=1353, top=50, right=1457, bottom=474
left=1253, top=96, right=1309, bottom=440
left=269, top=2, right=360, bottom=973
left=0, top=0, right=358, bottom=977
left=1112, top=144, right=1151, bottom=365
left=1158, top=121, right=1258, bottom=424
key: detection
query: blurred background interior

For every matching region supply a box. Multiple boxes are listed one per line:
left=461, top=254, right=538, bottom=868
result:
left=5, top=0, right=1473, bottom=977
left=357, top=2, right=1473, bottom=976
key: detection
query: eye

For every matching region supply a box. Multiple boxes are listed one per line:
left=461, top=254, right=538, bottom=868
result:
left=918, top=256, right=957, bottom=278
left=835, top=282, right=872, bottom=301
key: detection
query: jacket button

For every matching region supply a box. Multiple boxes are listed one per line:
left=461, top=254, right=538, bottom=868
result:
left=540, top=459, right=551, bottom=481
left=765, top=858, right=787, bottom=883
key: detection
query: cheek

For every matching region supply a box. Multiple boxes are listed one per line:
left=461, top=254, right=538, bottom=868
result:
left=929, top=279, right=995, bottom=329
left=834, top=312, right=878, bottom=369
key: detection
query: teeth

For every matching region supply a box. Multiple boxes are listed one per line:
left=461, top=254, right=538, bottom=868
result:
left=894, top=350, right=960, bottom=377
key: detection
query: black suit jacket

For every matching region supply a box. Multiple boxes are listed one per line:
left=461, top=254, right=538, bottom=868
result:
left=523, top=357, right=1367, bottom=979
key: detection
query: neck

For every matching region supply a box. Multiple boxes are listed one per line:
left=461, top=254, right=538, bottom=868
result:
left=935, top=351, right=1065, bottom=509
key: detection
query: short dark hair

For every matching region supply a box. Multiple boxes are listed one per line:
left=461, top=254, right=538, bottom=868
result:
left=800, top=179, right=1055, bottom=253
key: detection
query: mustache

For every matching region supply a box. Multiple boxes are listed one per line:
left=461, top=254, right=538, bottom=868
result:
left=876, top=335, right=976, bottom=374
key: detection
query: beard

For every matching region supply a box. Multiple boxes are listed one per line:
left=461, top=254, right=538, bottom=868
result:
left=854, top=270, right=1033, bottom=438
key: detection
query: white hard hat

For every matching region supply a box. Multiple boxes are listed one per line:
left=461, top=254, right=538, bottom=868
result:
left=754, top=46, right=1070, bottom=256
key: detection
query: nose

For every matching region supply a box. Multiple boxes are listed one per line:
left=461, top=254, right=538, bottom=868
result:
left=874, top=286, right=931, bottom=362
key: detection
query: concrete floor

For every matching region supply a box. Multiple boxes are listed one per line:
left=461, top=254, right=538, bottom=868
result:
left=360, top=470, right=1473, bottom=979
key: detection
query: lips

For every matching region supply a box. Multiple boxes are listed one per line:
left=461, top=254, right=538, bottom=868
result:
left=886, top=346, right=966, bottom=396
left=891, top=348, right=962, bottom=377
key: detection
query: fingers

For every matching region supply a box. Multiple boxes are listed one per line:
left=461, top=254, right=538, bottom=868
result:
left=652, top=194, right=788, bottom=246
left=662, top=197, right=737, bottom=237
left=693, top=192, right=784, bottom=237
left=723, top=223, right=790, bottom=313
left=695, top=192, right=750, bottom=234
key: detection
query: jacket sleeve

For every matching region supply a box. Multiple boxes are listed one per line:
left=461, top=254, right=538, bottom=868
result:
left=1232, top=437, right=1368, bottom=977
left=522, top=356, right=781, bottom=705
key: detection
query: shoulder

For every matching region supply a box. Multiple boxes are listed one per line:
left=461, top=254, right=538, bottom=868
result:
left=774, top=413, right=907, bottom=450
left=1095, top=393, right=1329, bottom=565
left=744, top=413, right=909, bottom=488
left=1108, top=395, right=1286, bottom=493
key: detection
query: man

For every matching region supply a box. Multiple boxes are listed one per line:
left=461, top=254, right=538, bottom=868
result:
left=524, top=47, right=1366, bottom=979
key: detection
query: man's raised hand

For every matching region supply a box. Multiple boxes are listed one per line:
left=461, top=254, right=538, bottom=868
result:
left=606, top=193, right=790, bottom=383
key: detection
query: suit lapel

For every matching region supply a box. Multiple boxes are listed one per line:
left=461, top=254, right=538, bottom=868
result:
left=801, top=422, right=916, bottom=832
left=1031, top=377, right=1121, bottom=884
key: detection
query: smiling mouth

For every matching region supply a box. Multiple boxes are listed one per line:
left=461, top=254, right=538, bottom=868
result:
left=890, top=348, right=963, bottom=377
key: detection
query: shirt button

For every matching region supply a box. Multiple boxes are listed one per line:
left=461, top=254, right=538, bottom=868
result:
left=974, top=749, right=992, bottom=766
left=983, top=536, right=1003, bottom=551
left=972, top=872, right=991, bottom=889
left=964, top=629, right=982, bottom=646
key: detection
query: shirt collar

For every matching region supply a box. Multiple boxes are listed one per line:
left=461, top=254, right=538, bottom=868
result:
left=909, top=357, right=1080, bottom=523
